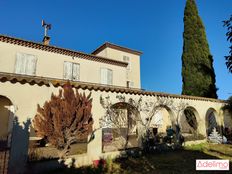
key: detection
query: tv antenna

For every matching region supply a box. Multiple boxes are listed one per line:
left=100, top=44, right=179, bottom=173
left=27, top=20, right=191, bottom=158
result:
left=42, top=20, right=51, bottom=37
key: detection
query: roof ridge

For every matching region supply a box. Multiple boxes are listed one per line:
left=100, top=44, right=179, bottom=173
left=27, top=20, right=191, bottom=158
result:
left=92, top=42, right=143, bottom=56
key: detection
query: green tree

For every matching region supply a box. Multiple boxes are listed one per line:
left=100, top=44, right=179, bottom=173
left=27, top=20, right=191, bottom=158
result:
left=181, top=0, right=217, bottom=98
left=222, top=96, right=232, bottom=113
left=223, top=15, right=232, bottom=73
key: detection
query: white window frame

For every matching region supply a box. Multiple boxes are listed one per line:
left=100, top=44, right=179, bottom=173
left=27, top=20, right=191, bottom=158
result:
left=63, top=61, right=80, bottom=81
left=14, top=52, right=37, bottom=75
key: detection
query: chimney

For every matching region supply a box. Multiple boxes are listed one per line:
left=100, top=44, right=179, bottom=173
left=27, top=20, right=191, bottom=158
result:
left=43, top=36, right=50, bottom=45
left=41, top=20, right=52, bottom=45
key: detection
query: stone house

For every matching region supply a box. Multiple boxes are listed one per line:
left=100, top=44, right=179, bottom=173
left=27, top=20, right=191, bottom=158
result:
left=0, top=34, right=231, bottom=173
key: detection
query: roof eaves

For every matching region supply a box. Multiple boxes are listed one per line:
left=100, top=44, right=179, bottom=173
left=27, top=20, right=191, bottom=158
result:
left=92, top=42, right=143, bottom=56
left=0, top=72, right=225, bottom=103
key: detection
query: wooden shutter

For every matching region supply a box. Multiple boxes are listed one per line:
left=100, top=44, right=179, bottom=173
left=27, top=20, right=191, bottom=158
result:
left=15, top=53, right=37, bottom=75
left=123, top=56, right=129, bottom=62
left=26, top=54, right=37, bottom=75
left=72, top=63, right=80, bottom=81
left=123, top=56, right=130, bottom=71
left=107, top=69, right=113, bottom=85
left=15, top=53, right=26, bottom=74
left=64, top=61, right=73, bottom=80
left=100, top=68, right=108, bottom=84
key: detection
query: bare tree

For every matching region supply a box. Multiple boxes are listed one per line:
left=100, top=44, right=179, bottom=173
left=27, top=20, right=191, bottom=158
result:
left=172, top=100, right=189, bottom=143
left=140, top=97, right=174, bottom=129
left=100, top=95, right=141, bottom=150
left=33, top=82, right=93, bottom=159
left=100, top=95, right=177, bottom=150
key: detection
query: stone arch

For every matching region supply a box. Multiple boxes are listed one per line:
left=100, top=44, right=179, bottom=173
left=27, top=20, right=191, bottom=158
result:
left=224, top=110, right=232, bottom=130
left=149, top=105, right=176, bottom=133
left=179, top=106, right=200, bottom=136
left=223, top=109, right=232, bottom=140
left=205, top=108, right=218, bottom=136
left=111, top=102, right=140, bottom=137
left=0, top=95, right=14, bottom=147
left=102, top=102, right=140, bottom=152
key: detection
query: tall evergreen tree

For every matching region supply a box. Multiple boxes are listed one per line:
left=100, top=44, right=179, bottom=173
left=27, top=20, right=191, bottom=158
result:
left=223, top=15, right=232, bottom=73
left=181, top=0, right=217, bottom=98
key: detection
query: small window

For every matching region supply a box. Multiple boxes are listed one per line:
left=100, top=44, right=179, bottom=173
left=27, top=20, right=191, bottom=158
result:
left=123, top=56, right=131, bottom=71
left=64, top=61, right=80, bottom=81
left=100, top=68, right=113, bottom=85
left=127, top=81, right=134, bottom=88
left=15, top=53, right=37, bottom=75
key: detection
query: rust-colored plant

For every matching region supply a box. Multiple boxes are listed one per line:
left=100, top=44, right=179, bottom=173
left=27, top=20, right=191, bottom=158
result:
left=33, top=82, right=93, bottom=158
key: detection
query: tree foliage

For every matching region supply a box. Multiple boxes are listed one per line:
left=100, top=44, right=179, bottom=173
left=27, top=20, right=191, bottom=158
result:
left=223, top=15, right=232, bottom=73
left=181, top=0, right=217, bottom=98
left=33, top=82, right=93, bottom=158
left=222, top=96, right=232, bottom=113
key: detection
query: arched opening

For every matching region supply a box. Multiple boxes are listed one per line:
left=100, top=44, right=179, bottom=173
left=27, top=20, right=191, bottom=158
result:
left=223, top=109, right=232, bottom=141
left=205, top=108, right=218, bottom=136
left=180, top=106, right=201, bottom=140
left=102, top=102, right=140, bottom=152
left=149, top=106, right=175, bottom=134
left=0, top=95, right=14, bottom=148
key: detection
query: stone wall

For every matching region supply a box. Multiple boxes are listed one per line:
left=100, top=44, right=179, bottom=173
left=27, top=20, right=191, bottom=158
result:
left=0, top=80, right=230, bottom=172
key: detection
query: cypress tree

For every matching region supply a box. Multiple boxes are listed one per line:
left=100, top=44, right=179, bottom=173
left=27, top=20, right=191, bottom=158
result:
left=181, top=0, right=218, bottom=98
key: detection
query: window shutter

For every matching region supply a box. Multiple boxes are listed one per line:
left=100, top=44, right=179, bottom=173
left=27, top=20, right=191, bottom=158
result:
left=72, top=63, right=80, bottom=81
left=21, top=54, right=27, bottom=74
left=107, top=69, right=113, bottom=85
left=64, top=61, right=72, bottom=80
left=100, top=68, right=108, bottom=84
left=123, top=56, right=129, bottom=62
left=26, top=54, right=37, bottom=75
left=123, top=56, right=130, bottom=71
left=15, top=53, right=22, bottom=74
left=15, top=53, right=26, bottom=74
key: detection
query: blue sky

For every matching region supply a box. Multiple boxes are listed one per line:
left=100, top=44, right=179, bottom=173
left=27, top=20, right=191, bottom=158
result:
left=0, top=0, right=231, bottom=99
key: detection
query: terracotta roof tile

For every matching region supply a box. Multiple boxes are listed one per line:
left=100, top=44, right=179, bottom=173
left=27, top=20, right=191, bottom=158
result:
left=0, top=35, right=128, bottom=67
left=92, top=42, right=143, bottom=56
left=0, top=72, right=225, bottom=103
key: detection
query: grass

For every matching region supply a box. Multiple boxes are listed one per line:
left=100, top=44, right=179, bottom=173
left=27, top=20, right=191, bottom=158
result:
left=185, top=143, right=232, bottom=161
left=38, top=143, right=232, bottom=174
left=28, top=142, right=87, bottom=161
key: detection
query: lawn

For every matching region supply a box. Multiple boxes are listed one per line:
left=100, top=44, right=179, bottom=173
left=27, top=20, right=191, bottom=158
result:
left=41, top=143, right=232, bottom=174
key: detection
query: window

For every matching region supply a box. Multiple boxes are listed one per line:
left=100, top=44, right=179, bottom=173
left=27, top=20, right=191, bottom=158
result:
left=63, top=61, right=80, bottom=81
left=15, top=53, right=37, bottom=75
left=127, top=81, right=134, bottom=88
left=100, top=68, right=113, bottom=85
left=123, top=55, right=131, bottom=71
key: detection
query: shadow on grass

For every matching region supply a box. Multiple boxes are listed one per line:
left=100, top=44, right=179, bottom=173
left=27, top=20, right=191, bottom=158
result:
left=208, top=149, right=232, bottom=158
left=115, top=149, right=232, bottom=174
left=30, top=159, right=108, bottom=174
left=30, top=149, right=232, bottom=174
